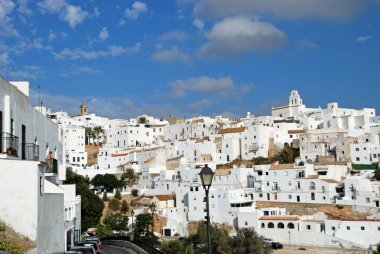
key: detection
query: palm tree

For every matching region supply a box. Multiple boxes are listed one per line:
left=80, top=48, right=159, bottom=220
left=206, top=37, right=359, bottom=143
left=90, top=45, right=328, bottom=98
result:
left=121, top=168, right=139, bottom=187
left=137, top=116, right=148, bottom=125
left=93, top=126, right=104, bottom=144
left=85, top=127, right=93, bottom=145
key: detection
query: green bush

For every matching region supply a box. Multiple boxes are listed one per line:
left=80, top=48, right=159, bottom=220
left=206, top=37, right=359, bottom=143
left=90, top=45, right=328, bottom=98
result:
left=102, top=192, right=108, bottom=201
left=131, top=189, right=138, bottom=197
left=109, top=198, right=121, bottom=211
left=0, top=240, right=24, bottom=254
left=0, top=221, right=5, bottom=233
left=115, top=190, right=122, bottom=200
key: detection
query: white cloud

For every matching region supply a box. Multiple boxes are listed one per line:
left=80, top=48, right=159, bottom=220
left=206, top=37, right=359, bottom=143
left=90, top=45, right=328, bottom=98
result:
left=193, top=18, right=204, bottom=30
left=17, top=0, right=33, bottom=16
left=118, top=19, right=126, bottom=26
left=192, top=0, right=371, bottom=20
left=61, top=5, right=88, bottom=28
left=197, top=16, right=287, bottom=59
left=93, top=7, right=100, bottom=18
left=0, top=52, right=10, bottom=66
left=152, top=47, right=189, bottom=62
left=169, top=76, right=250, bottom=97
left=158, top=30, right=188, bottom=42
left=190, top=99, right=211, bottom=111
left=37, top=0, right=66, bottom=13
left=54, top=44, right=141, bottom=60
left=4, top=65, right=43, bottom=80
left=357, top=35, right=372, bottom=42
left=295, top=39, right=319, bottom=49
left=125, top=1, right=147, bottom=20
left=0, top=0, right=19, bottom=37
left=99, top=27, right=109, bottom=41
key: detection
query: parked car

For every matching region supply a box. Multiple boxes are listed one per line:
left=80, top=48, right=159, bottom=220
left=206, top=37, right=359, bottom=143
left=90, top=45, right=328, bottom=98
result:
left=76, top=241, right=101, bottom=254
left=83, top=236, right=103, bottom=249
left=64, top=251, right=83, bottom=254
left=263, top=237, right=283, bottom=249
left=70, top=246, right=96, bottom=254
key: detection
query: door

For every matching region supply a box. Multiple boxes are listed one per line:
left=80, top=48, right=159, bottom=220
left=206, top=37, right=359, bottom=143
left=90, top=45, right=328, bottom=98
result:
left=274, top=192, right=278, bottom=200
left=22, top=125, right=26, bottom=160
left=297, top=196, right=300, bottom=202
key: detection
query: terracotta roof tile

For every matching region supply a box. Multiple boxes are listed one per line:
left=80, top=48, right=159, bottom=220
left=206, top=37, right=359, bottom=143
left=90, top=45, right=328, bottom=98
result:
left=112, top=153, right=129, bottom=157
left=269, top=164, right=295, bottom=170
left=218, top=127, right=246, bottom=134
left=259, top=216, right=299, bottom=221
left=320, top=179, right=339, bottom=184
left=214, top=168, right=231, bottom=176
left=155, top=195, right=174, bottom=201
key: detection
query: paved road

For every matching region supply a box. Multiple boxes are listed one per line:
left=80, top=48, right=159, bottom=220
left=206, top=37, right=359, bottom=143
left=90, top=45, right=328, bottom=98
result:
left=102, top=245, right=138, bottom=254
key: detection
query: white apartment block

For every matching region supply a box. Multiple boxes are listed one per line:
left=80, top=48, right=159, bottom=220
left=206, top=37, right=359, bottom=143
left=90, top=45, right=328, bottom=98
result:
left=0, top=77, right=81, bottom=253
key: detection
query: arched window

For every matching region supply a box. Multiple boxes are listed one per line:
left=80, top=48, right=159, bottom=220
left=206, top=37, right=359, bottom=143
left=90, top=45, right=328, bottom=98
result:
left=268, top=222, right=275, bottom=228
left=287, top=223, right=295, bottom=229
left=310, top=182, right=316, bottom=190
left=261, top=223, right=265, bottom=228
left=278, top=222, right=285, bottom=229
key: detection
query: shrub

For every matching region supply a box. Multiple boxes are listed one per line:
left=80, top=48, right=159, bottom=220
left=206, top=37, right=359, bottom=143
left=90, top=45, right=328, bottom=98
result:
left=131, top=189, right=139, bottom=197
left=102, top=192, right=108, bottom=201
left=0, top=240, right=24, bottom=254
left=121, top=200, right=129, bottom=214
left=115, top=190, right=121, bottom=200
left=0, top=221, right=5, bottom=233
left=109, top=198, right=121, bottom=211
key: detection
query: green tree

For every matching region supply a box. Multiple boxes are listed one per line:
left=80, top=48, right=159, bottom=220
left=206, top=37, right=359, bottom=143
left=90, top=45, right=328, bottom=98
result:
left=85, top=127, right=93, bottom=145
left=95, top=224, right=112, bottom=239
left=252, top=156, right=272, bottom=165
left=121, top=200, right=129, bottom=214
left=109, top=198, right=120, bottom=211
left=121, top=168, right=139, bottom=187
left=131, top=189, right=139, bottom=197
left=104, top=212, right=129, bottom=232
left=91, top=174, right=121, bottom=192
left=102, top=192, right=108, bottom=201
left=230, top=228, right=271, bottom=254
left=115, top=189, right=122, bottom=200
left=134, top=213, right=157, bottom=244
left=93, top=126, right=104, bottom=144
left=272, top=143, right=295, bottom=164
left=65, top=168, right=104, bottom=231
left=137, top=116, right=148, bottom=125
left=161, top=240, right=190, bottom=254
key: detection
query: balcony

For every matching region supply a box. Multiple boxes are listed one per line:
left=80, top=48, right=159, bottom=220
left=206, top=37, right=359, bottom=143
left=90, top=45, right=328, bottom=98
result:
left=46, top=158, right=58, bottom=174
left=22, top=143, right=39, bottom=161
left=0, top=132, right=19, bottom=157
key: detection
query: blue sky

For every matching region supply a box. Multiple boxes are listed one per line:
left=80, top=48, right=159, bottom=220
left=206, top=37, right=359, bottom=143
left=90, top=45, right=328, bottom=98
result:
left=0, top=0, right=379, bottom=119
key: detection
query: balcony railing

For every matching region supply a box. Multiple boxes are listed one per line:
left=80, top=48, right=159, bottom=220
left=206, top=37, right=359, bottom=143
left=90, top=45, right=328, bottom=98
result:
left=46, top=158, right=58, bottom=174
left=1, top=132, right=19, bottom=156
left=22, top=143, right=39, bottom=161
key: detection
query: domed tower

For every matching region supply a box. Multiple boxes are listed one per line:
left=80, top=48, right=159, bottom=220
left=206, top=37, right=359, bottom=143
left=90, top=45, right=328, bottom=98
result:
left=289, top=90, right=303, bottom=106
left=80, top=101, right=88, bottom=116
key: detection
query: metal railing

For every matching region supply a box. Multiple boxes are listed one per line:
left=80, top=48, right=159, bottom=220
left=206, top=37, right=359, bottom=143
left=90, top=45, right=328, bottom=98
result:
left=46, top=158, right=58, bottom=174
left=23, top=143, right=39, bottom=161
left=1, top=132, right=19, bottom=156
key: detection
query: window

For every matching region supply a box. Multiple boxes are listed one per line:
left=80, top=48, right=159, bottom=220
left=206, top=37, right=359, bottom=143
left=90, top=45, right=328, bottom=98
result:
left=356, top=148, right=359, bottom=151
left=245, top=222, right=248, bottom=226
left=332, top=226, right=336, bottom=231
left=347, top=226, right=350, bottom=230
left=261, top=223, right=265, bottom=228
left=278, top=223, right=284, bottom=229
left=306, top=225, right=311, bottom=230
left=366, top=198, right=370, bottom=203
left=288, top=195, right=292, bottom=199
left=268, top=222, right=274, bottom=228
left=287, top=223, right=295, bottom=229
left=356, top=157, right=360, bottom=162
left=361, top=226, right=365, bottom=231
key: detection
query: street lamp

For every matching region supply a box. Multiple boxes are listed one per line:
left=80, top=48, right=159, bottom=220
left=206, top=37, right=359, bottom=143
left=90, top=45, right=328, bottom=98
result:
left=199, top=164, right=214, bottom=254
left=150, top=202, right=156, bottom=253
left=129, top=209, right=135, bottom=242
